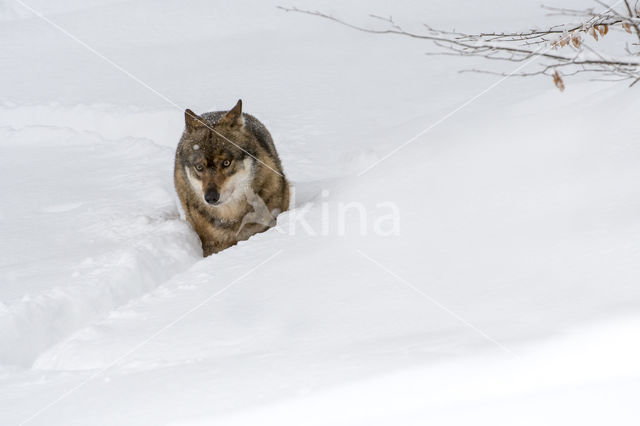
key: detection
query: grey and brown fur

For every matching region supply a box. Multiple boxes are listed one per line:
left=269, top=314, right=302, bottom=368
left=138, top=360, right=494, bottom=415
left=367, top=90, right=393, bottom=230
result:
left=174, top=100, right=290, bottom=256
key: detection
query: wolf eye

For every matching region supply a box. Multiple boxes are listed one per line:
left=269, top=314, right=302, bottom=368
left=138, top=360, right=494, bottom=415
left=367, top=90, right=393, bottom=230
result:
left=194, top=164, right=204, bottom=172
left=222, top=160, right=231, bottom=168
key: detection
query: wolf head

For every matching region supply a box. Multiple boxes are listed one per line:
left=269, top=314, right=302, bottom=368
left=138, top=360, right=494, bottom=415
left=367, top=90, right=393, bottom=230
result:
left=179, top=100, right=255, bottom=206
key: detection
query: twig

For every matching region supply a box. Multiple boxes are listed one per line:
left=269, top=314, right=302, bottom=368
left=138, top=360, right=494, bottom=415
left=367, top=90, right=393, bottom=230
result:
left=278, top=3, right=640, bottom=88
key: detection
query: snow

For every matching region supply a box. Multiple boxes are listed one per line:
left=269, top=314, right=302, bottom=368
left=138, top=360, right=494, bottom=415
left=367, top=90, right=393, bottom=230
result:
left=1, top=0, right=639, bottom=425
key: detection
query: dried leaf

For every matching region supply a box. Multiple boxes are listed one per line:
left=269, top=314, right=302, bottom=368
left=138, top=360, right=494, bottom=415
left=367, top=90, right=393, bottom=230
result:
left=552, top=71, right=565, bottom=92
left=623, top=22, right=632, bottom=33
left=571, top=36, right=581, bottom=48
left=597, top=24, right=607, bottom=36
left=590, top=28, right=599, bottom=40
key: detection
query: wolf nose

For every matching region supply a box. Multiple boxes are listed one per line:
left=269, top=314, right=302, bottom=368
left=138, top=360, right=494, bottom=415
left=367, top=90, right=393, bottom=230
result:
left=204, top=189, right=220, bottom=205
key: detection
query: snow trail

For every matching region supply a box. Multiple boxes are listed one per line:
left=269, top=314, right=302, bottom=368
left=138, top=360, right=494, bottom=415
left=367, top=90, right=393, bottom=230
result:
left=0, top=115, right=201, bottom=367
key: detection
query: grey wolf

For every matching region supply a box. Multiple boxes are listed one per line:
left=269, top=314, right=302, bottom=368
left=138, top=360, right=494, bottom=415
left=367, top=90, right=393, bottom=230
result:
left=174, top=100, right=290, bottom=256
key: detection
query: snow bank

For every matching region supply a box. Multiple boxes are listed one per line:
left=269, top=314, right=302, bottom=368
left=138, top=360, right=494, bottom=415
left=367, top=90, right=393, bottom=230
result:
left=200, top=316, right=640, bottom=426
left=0, top=121, right=201, bottom=366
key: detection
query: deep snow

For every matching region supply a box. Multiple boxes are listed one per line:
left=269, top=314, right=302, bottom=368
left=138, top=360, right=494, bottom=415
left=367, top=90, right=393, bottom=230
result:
left=1, top=0, right=640, bottom=425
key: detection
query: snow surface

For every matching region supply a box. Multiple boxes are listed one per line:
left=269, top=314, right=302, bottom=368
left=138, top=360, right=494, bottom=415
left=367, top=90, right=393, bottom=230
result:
left=1, top=0, right=639, bottom=425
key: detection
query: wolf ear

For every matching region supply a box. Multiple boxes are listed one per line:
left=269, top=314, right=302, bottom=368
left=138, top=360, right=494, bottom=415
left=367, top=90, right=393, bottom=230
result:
left=185, top=109, right=207, bottom=131
left=218, top=99, right=244, bottom=129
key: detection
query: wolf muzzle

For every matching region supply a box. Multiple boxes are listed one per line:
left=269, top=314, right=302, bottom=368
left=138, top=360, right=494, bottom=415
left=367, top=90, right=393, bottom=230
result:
left=204, top=188, right=220, bottom=205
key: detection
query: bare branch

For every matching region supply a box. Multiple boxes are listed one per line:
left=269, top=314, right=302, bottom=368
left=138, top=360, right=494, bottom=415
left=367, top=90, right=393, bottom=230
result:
left=278, top=3, right=640, bottom=89
left=622, top=0, right=640, bottom=43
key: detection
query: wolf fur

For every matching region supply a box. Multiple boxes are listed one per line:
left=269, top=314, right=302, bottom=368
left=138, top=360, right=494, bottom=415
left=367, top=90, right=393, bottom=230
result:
left=174, top=100, right=290, bottom=256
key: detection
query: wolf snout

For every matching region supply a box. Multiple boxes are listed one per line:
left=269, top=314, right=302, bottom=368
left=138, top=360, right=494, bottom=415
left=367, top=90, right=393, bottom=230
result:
left=204, top=188, right=220, bottom=205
